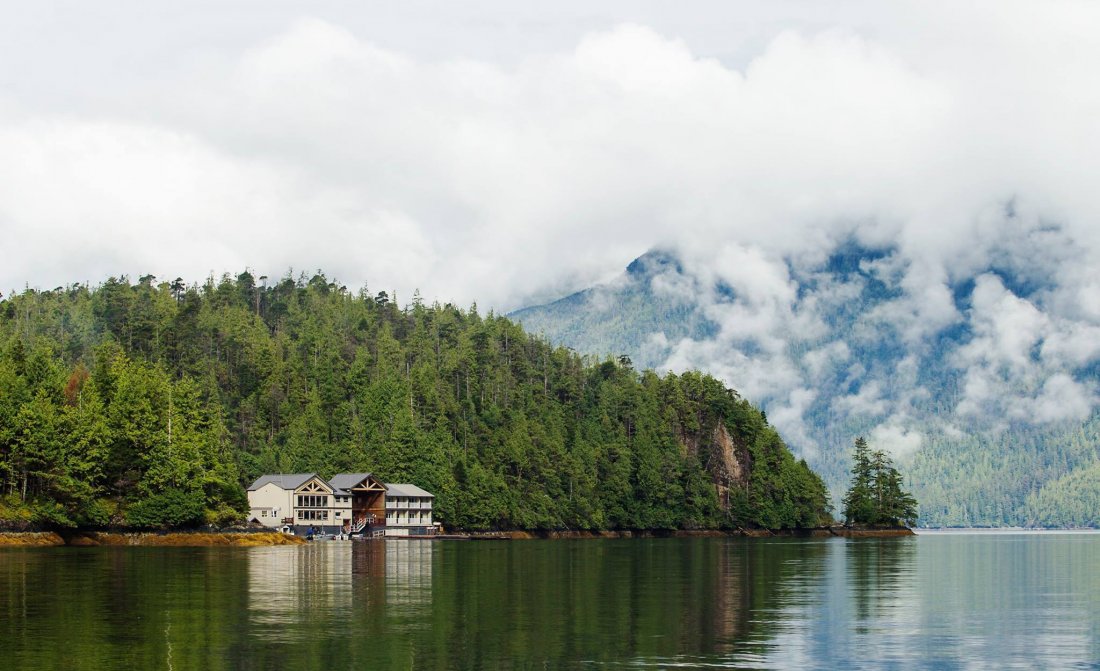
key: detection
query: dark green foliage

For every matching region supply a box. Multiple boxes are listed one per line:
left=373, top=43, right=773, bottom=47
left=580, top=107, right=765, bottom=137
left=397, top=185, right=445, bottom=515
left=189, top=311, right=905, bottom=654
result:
left=842, top=437, right=875, bottom=524
left=842, top=437, right=918, bottom=526
left=126, top=488, right=206, bottom=529
left=0, top=272, right=831, bottom=530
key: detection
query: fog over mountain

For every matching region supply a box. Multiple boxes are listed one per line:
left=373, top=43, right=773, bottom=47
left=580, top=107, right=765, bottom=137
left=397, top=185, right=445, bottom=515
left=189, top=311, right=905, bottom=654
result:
left=516, top=229, right=1100, bottom=448
left=512, top=239, right=1100, bottom=525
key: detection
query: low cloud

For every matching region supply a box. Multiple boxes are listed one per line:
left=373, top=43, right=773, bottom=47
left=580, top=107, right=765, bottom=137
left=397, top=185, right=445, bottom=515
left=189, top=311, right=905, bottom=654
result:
left=1033, top=375, right=1095, bottom=423
left=834, top=380, right=888, bottom=418
left=870, top=421, right=923, bottom=461
left=3, top=4, right=1100, bottom=457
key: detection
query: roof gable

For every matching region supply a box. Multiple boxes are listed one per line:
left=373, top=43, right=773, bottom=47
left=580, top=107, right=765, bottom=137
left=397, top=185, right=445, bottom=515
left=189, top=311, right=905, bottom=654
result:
left=328, top=473, right=386, bottom=494
left=295, top=476, right=333, bottom=494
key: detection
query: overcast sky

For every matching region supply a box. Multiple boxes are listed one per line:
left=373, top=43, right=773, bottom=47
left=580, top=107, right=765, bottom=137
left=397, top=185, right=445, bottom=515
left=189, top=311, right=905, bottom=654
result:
left=3, top=1, right=1097, bottom=310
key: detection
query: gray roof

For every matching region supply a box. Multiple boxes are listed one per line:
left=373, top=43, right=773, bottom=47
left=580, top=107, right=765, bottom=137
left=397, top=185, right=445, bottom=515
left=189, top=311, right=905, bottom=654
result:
left=328, top=473, right=376, bottom=495
left=384, top=483, right=434, bottom=498
left=247, top=473, right=320, bottom=491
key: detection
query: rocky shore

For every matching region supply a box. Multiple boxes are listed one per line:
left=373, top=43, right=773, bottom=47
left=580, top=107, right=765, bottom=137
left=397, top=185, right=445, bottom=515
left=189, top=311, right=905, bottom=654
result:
left=456, top=525, right=915, bottom=540
left=1, top=525, right=912, bottom=546
left=0, top=531, right=307, bottom=547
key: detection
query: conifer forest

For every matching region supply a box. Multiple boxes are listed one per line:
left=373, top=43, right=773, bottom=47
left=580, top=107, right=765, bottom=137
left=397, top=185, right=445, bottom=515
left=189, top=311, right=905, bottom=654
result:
left=0, top=272, right=832, bottom=530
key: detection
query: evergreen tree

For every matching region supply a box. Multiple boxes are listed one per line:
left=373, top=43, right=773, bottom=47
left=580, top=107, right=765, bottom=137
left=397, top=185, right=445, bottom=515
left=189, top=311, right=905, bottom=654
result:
left=872, top=449, right=918, bottom=525
left=842, top=436, right=918, bottom=526
left=842, top=437, right=874, bottom=524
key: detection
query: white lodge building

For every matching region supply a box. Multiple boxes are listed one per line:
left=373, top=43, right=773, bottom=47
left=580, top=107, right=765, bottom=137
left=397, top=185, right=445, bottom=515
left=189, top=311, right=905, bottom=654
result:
left=383, top=484, right=435, bottom=536
left=247, top=472, right=435, bottom=537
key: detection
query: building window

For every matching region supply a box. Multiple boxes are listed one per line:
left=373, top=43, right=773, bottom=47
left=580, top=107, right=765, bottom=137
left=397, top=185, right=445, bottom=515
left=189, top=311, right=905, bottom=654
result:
left=299, top=510, right=329, bottom=521
left=297, top=495, right=328, bottom=508
left=261, top=510, right=268, bottom=517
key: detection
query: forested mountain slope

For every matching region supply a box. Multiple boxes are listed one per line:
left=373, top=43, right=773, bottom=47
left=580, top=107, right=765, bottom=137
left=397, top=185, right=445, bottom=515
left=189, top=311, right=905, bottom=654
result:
left=0, top=272, right=830, bottom=531
left=512, top=248, right=1100, bottom=527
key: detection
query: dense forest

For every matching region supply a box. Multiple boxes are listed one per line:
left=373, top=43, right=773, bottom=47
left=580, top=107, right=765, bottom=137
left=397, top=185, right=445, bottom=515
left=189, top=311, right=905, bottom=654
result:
left=0, top=271, right=831, bottom=531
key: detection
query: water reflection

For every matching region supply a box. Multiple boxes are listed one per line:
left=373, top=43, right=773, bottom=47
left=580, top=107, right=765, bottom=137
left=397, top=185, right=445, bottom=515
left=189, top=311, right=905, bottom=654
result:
left=908, top=532, right=1099, bottom=669
left=246, top=540, right=434, bottom=645
left=382, top=539, right=434, bottom=613
left=248, top=544, right=348, bottom=639
left=731, top=534, right=1100, bottom=670
left=2, top=534, right=1099, bottom=669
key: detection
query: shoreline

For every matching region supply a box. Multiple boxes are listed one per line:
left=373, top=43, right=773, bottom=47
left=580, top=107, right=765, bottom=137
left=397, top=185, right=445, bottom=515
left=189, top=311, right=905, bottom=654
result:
left=0, top=525, right=912, bottom=547
left=0, top=531, right=308, bottom=547
left=456, top=526, right=915, bottom=540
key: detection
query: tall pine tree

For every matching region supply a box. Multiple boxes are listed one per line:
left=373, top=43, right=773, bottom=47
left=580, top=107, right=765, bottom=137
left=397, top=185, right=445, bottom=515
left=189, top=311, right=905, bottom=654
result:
left=842, top=436, right=918, bottom=526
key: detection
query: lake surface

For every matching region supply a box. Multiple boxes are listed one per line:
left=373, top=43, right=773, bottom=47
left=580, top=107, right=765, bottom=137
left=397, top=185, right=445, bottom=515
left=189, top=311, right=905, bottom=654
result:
left=2, top=532, right=1099, bottom=669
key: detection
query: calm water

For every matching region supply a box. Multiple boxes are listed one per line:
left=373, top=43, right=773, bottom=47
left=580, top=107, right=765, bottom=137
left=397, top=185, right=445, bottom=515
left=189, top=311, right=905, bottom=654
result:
left=2, top=532, right=1099, bottom=669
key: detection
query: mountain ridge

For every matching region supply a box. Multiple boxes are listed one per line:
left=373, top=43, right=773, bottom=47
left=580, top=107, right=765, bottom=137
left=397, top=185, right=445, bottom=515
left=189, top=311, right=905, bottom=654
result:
left=511, top=246, right=1100, bottom=527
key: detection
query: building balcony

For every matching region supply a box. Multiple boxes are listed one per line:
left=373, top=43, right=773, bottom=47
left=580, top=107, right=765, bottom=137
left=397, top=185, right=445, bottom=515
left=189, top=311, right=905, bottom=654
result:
left=386, top=500, right=431, bottom=510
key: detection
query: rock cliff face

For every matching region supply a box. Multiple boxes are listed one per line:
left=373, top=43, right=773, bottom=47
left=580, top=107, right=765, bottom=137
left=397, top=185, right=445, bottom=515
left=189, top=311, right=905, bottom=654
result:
left=679, top=420, right=753, bottom=515
left=711, top=422, right=749, bottom=491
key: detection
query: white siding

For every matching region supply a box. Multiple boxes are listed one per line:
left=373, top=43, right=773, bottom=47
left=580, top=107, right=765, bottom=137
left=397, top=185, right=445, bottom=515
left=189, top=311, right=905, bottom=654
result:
left=247, top=483, right=293, bottom=528
left=384, top=494, right=433, bottom=527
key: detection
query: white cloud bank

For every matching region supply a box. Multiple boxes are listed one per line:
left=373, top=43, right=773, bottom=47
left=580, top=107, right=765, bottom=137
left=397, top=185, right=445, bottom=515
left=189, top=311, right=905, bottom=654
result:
left=3, top=2, right=1100, bottom=451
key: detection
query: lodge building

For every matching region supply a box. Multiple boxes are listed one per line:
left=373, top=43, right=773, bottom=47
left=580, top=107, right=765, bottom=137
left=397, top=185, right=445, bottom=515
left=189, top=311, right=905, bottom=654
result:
left=246, top=472, right=435, bottom=537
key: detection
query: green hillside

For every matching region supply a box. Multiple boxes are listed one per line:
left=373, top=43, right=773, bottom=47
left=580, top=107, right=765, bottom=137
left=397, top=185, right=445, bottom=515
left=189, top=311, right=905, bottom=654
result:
left=0, top=272, right=831, bottom=531
left=1025, top=460, right=1100, bottom=528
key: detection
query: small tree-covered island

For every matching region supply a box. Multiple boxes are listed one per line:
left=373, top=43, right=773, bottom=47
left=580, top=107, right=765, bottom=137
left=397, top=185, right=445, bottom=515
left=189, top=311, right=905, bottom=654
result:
left=0, top=272, right=916, bottom=537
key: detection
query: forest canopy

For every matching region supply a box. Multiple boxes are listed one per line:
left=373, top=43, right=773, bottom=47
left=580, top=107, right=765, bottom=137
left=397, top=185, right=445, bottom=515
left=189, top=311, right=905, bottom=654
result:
left=0, top=272, right=831, bottom=531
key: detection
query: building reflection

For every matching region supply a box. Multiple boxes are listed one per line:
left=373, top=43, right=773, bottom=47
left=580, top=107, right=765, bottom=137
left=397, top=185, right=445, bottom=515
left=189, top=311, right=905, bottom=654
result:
left=247, top=540, right=434, bottom=642
left=381, top=540, right=433, bottom=613
left=347, top=539, right=435, bottom=617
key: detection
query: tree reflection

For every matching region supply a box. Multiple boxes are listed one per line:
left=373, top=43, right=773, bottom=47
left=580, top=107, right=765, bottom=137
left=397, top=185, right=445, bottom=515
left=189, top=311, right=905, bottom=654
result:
left=845, top=538, right=918, bottom=627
